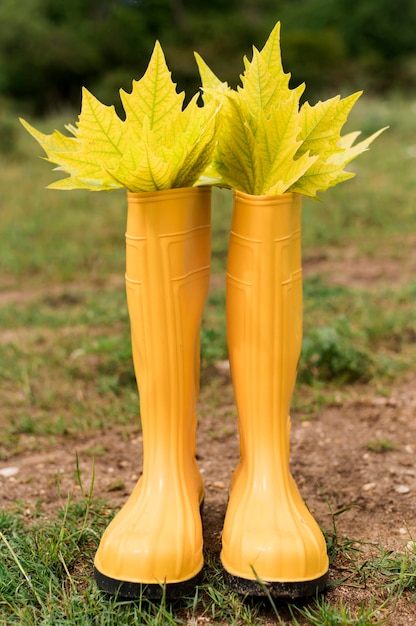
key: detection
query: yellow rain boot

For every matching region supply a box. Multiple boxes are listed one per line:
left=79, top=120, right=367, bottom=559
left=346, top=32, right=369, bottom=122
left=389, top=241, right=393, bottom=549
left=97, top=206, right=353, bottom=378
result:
left=221, top=190, right=329, bottom=598
left=94, top=187, right=211, bottom=599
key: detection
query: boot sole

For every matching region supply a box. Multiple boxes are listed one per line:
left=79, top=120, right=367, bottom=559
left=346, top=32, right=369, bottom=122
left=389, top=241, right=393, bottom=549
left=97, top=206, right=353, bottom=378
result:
left=94, top=566, right=204, bottom=600
left=222, top=569, right=328, bottom=599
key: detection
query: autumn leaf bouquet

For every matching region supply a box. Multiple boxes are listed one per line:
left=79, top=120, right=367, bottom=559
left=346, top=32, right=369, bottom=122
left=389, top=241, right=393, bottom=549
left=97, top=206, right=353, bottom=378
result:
left=21, top=22, right=386, bottom=197
left=195, top=23, right=386, bottom=197
left=20, top=41, right=219, bottom=192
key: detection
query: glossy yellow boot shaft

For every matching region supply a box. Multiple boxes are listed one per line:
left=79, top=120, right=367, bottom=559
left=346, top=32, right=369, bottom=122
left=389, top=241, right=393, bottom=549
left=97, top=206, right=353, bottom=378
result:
left=221, top=191, right=328, bottom=597
left=94, top=187, right=211, bottom=598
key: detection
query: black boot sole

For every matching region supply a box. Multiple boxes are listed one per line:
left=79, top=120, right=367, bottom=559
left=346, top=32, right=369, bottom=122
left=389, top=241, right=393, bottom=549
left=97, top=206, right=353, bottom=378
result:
left=222, top=569, right=328, bottom=599
left=94, top=566, right=204, bottom=600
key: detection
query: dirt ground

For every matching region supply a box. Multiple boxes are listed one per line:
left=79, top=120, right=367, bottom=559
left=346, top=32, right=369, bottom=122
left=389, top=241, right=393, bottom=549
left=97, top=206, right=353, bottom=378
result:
left=1, top=251, right=415, bottom=624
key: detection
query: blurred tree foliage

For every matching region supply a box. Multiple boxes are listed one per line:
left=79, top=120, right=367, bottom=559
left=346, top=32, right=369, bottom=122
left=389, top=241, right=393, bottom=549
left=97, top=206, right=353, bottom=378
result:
left=1, top=0, right=416, bottom=115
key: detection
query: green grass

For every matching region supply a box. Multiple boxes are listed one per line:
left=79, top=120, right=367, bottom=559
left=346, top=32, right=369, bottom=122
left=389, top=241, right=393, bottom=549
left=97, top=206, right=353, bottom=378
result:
left=300, top=280, right=416, bottom=383
left=1, top=95, right=416, bottom=623
left=290, top=597, right=387, bottom=626
left=366, top=438, right=399, bottom=453
left=0, top=482, right=414, bottom=624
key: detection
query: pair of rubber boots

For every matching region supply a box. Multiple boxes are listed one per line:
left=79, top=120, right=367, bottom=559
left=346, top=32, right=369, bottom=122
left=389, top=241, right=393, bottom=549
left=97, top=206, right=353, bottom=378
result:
left=94, top=187, right=329, bottom=599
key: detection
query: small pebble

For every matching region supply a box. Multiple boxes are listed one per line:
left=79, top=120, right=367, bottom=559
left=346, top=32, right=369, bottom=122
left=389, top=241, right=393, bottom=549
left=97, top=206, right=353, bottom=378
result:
left=405, top=540, right=416, bottom=553
left=0, top=467, right=19, bottom=478
left=395, top=485, right=410, bottom=494
left=371, top=397, right=387, bottom=406
left=215, top=360, right=230, bottom=372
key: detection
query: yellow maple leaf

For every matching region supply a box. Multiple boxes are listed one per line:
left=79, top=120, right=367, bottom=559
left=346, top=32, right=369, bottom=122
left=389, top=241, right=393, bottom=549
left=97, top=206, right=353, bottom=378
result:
left=196, top=21, right=387, bottom=197
left=21, top=41, right=220, bottom=192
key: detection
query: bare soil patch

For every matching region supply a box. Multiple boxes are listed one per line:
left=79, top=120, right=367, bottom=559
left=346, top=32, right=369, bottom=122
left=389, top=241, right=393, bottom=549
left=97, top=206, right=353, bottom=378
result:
left=303, top=238, right=416, bottom=288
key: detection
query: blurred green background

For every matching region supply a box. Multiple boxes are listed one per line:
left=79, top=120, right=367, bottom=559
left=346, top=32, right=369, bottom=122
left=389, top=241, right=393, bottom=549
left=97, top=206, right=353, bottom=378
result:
left=1, top=0, right=416, bottom=117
